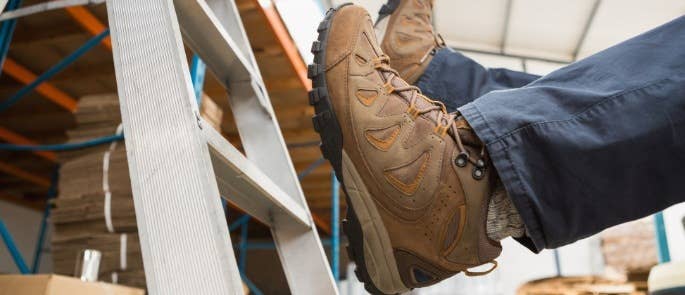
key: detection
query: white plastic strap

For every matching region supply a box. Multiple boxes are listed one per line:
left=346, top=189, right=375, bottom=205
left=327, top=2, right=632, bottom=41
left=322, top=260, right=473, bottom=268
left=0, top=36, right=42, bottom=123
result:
left=104, top=191, right=113, bottom=232
left=103, top=124, right=124, bottom=233
left=120, top=233, right=128, bottom=270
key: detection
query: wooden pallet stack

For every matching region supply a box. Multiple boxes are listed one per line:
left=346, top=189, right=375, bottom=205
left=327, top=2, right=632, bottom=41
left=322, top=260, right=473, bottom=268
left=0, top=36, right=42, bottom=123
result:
left=517, top=276, right=646, bottom=295
left=51, top=93, right=223, bottom=289
left=601, top=217, right=657, bottom=290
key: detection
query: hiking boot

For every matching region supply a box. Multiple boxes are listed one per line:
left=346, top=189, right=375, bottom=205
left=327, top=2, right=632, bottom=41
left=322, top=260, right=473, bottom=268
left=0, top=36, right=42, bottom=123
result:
left=308, top=5, right=501, bottom=294
left=375, top=0, right=445, bottom=84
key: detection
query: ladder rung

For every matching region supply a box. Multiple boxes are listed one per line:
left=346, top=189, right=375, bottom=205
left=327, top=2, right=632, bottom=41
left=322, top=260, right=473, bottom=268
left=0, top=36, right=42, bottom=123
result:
left=202, top=124, right=311, bottom=229
left=175, top=0, right=256, bottom=89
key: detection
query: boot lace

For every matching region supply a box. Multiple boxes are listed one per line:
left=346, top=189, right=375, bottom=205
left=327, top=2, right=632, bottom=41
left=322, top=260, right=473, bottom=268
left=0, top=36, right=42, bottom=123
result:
left=372, top=55, right=487, bottom=173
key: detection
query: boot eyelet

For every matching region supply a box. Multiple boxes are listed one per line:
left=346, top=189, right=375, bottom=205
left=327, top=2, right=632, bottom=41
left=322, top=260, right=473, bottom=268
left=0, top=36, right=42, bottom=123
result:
left=476, top=159, right=485, bottom=168
left=455, top=152, right=469, bottom=167
left=472, top=167, right=485, bottom=180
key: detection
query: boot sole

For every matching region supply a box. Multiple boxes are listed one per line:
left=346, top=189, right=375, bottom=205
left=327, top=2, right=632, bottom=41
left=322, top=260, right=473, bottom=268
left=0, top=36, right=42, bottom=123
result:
left=308, top=5, right=407, bottom=295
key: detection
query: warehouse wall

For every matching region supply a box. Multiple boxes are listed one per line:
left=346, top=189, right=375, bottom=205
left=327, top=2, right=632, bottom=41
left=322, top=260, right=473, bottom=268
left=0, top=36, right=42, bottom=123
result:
left=665, top=202, right=685, bottom=261
left=0, top=200, right=52, bottom=274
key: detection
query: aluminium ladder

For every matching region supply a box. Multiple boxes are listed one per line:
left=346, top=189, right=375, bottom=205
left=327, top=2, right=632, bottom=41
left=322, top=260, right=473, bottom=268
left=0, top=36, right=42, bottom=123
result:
left=105, top=0, right=338, bottom=294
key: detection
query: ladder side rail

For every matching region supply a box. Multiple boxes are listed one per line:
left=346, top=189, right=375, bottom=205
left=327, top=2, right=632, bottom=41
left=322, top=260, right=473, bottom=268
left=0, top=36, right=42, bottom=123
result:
left=105, top=1, right=243, bottom=294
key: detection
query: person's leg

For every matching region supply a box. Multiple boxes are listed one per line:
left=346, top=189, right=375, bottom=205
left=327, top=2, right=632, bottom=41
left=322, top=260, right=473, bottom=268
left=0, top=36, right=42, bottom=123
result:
left=416, top=48, right=539, bottom=111
left=310, top=5, right=505, bottom=292
left=459, top=15, right=685, bottom=252
left=374, top=0, right=539, bottom=112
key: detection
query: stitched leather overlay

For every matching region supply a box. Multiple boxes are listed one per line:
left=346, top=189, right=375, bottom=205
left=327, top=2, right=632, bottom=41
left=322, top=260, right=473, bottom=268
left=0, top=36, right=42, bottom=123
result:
left=356, top=89, right=379, bottom=106
left=365, top=124, right=401, bottom=151
left=384, top=151, right=430, bottom=195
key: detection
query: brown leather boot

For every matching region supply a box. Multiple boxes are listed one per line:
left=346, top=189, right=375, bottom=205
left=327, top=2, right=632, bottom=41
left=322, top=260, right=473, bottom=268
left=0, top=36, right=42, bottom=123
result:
left=308, top=5, right=501, bottom=294
left=375, top=0, right=445, bottom=84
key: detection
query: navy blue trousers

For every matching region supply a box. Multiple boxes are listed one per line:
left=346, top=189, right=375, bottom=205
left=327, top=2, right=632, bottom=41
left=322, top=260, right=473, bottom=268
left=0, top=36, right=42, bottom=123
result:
left=416, top=16, right=685, bottom=252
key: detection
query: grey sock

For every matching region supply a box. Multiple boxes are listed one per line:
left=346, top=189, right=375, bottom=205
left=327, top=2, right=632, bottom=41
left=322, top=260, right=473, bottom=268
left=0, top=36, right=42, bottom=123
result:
left=486, top=183, right=525, bottom=241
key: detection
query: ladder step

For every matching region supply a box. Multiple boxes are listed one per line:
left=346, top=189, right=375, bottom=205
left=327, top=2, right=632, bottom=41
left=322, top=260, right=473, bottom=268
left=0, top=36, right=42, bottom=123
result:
left=175, top=0, right=258, bottom=91
left=202, top=125, right=311, bottom=229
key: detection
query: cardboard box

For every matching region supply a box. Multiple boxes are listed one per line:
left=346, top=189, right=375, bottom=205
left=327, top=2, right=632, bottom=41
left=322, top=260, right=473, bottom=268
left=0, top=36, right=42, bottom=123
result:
left=0, top=274, right=144, bottom=295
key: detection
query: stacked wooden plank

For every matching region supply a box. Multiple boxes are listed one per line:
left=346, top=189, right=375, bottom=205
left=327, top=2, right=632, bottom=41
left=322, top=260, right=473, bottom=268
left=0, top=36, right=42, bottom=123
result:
left=601, top=217, right=657, bottom=285
left=517, top=276, right=646, bottom=295
left=51, top=93, right=223, bottom=289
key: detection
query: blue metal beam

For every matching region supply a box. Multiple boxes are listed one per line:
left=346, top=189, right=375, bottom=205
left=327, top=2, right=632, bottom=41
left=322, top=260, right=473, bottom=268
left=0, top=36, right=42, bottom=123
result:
left=0, top=0, right=22, bottom=73
left=331, top=171, right=340, bottom=282
left=0, top=28, right=109, bottom=113
left=553, top=249, right=562, bottom=276
left=297, top=157, right=325, bottom=180
left=0, top=133, right=123, bottom=151
left=228, top=214, right=251, bottom=232
left=227, top=213, right=265, bottom=295
left=240, top=272, right=263, bottom=295
left=654, top=212, right=671, bottom=263
left=0, top=217, right=29, bottom=273
left=189, top=54, right=206, bottom=106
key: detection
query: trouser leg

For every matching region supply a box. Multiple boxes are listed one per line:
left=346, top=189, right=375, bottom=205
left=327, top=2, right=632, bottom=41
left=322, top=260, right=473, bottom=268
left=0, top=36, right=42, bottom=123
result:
left=415, top=48, right=539, bottom=111
left=459, top=16, right=685, bottom=251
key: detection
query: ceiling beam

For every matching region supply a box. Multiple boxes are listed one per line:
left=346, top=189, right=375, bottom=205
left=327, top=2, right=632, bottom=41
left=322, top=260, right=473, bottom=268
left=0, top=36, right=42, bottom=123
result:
left=2, top=58, right=78, bottom=112
left=572, top=0, right=602, bottom=61
left=254, top=0, right=311, bottom=91
left=64, top=6, right=111, bottom=50
left=499, top=0, right=513, bottom=54
left=450, top=45, right=571, bottom=64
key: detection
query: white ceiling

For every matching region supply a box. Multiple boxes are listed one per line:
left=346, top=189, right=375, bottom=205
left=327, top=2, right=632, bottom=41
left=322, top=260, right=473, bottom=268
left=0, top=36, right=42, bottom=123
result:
left=325, top=0, right=685, bottom=75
